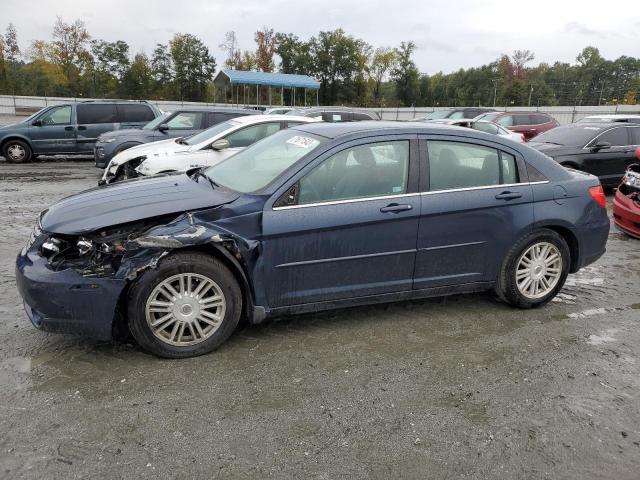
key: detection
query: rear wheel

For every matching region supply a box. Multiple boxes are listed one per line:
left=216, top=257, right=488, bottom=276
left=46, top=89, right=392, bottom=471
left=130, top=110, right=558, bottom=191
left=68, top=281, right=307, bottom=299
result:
left=128, top=252, right=242, bottom=358
left=496, top=229, right=570, bottom=308
left=2, top=139, right=32, bottom=163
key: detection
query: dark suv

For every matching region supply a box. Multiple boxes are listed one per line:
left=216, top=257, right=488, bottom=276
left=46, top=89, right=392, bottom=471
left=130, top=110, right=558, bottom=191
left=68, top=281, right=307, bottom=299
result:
left=476, top=111, right=559, bottom=141
left=0, top=101, right=160, bottom=163
left=94, top=107, right=261, bottom=167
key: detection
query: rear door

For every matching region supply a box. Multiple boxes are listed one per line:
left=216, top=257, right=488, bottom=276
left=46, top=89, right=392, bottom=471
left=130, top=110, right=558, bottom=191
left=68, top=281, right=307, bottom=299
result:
left=27, top=104, right=76, bottom=154
left=262, top=135, right=420, bottom=307
left=76, top=103, right=118, bottom=152
left=414, top=135, right=533, bottom=289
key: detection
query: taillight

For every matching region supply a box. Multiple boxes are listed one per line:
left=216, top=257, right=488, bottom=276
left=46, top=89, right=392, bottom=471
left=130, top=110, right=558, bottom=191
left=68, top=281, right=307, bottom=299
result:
left=520, top=134, right=525, bottom=142
left=588, top=185, right=606, bottom=208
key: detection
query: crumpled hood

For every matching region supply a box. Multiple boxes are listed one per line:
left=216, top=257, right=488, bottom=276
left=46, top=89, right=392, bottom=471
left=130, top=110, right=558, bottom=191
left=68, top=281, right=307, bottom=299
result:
left=41, top=173, right=240, bottom=235
left=527, top=142, right=580, bottom=157
left=109, top=138, right=191, bottom=166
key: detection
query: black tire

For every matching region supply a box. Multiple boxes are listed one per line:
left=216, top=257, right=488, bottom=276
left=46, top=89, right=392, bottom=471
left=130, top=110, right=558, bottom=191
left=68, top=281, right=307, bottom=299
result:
left=127, top=252, right=242, bottom=358
left=496, top=229, right=570, bottom=308
left=2, top=139, right=32, bottom=163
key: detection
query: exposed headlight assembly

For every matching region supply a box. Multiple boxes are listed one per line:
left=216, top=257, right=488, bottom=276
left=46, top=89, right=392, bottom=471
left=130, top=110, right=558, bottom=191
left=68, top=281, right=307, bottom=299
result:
left=623, top=170, right=640, bottom=189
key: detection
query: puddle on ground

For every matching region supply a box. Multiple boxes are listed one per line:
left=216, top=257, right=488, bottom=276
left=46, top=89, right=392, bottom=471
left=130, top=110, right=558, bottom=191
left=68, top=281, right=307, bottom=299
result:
left=587, top=329, right=619, bottom=346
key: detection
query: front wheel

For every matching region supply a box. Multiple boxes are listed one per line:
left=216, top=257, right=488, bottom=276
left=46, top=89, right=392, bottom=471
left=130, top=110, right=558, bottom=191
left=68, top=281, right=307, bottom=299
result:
left=128, top=252, right=242, bottom=358
left=2, top=139, right=32, bottom=163
left=496, top=229, right=570, bottom=308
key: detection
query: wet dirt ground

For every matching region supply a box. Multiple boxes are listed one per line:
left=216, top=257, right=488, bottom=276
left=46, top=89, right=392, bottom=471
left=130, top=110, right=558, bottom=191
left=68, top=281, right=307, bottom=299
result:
left=1, top=159, right=639, bottom=479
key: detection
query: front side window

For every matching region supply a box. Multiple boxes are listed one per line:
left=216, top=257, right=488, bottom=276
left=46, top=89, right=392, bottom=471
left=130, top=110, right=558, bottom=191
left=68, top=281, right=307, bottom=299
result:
left=298, top=140, right=409, bottom=204
left=38, top=105, right=72, bottom=125
left=595, top=127, right=629, bottom=146
left=165, top=112, right=205, bottom=130
left=498, top=115, right=514, bottom=127
left=205, top=129, right=325, bottom=193
left=224, top=122, right=281, bottom=148
left=428, top=140, right=516, bottom=190
left=185, top=120, right=239, bottom=146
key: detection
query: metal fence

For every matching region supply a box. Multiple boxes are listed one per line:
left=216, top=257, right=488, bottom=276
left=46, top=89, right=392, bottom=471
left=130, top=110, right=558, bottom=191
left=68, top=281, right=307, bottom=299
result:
left=1, top=94, right=639, bottom=125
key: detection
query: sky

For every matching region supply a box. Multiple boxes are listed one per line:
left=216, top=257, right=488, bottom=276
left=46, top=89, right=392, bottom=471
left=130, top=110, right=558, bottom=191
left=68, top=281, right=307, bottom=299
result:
left=1, top=0, right=638, bottom=75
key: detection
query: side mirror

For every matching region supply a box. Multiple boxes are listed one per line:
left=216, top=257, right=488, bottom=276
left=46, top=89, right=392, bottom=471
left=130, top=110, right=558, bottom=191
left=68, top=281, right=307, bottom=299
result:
left=211, top=139, right=230, bottom=151
left=592, top=141, right=611, bottom=151
left=31, top=119, right=43, bottom=127
left=157, top=123, right=169, bottom=132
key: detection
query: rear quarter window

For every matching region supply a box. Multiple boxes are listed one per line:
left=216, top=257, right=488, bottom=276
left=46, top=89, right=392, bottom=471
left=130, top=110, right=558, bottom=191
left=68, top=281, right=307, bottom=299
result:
left=77, top=104, right=118, bottom=124
left=118, top=104, right=155, bottom=123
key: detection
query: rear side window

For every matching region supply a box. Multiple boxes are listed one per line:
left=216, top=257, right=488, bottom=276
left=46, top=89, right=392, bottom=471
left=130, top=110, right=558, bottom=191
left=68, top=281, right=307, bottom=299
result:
left=353, top=113, right=373, bottom=121
left=630, top=127, right=640, bottom=145
left=77, top=104, right=117, bottom=124
left=532, top=114, right=550, bottom=125
left=165, top=112, right=205, bottom=130
left=596, top=127, right=629, bottom=146
left=471, top=122, right=499, bottom=135
left=118, top=104, right=155, bottom=123
left=513, top=114, right=532, bottom=126
left=322, top=112, right=351, bottom=122
left=209, top=112, right=244, bottom=126
left=298, top=140, right=409, bottom=204
left=427, top=141, right=519, bottom=191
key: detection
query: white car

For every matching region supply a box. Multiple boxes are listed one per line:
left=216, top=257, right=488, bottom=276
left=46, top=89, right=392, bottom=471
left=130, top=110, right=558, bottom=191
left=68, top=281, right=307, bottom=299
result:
left=428, top=119, right=525, bottom=143
left=100, top=115, right=318, bottom=184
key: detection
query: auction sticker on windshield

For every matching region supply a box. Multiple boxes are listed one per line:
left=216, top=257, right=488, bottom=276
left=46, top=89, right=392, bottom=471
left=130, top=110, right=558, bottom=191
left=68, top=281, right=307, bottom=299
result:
left=286, top=136, right=319, bottom=148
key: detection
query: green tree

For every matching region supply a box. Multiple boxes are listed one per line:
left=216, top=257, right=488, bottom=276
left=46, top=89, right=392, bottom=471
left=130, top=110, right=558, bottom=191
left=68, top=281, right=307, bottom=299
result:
left=369, top=47, right=397, bottom=105
left=392, top=41, right=420, bottom=106
left=169, top=33, right=216, bottom=101
left=121, top=53, right=153, bottom=99
left=151, top=43, right=173, bottom=98
left=50, top=17, right=91, bottom=95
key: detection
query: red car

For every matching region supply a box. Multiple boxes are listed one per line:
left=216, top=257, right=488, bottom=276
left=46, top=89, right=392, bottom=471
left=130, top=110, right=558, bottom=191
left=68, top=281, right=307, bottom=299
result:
left=613, top=147, right=640, bottom=238
left=475, top=111, right=559, bottom=141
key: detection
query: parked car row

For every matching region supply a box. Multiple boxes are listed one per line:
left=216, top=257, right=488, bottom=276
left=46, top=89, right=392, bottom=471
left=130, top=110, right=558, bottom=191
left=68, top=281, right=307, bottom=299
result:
left=16, top=117, right=611, bottom=358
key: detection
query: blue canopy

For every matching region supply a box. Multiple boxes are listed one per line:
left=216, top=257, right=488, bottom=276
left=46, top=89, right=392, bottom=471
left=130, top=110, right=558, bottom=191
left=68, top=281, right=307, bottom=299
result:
left=214, top=69, right=320, bottom=90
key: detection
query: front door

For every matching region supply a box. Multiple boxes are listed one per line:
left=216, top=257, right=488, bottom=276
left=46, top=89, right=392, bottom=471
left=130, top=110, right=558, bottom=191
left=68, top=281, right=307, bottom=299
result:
left=262, top=137, right=420, bottom=307
left=28, top=105, right=76, bottom=154
left=414, top=136, right=534, bottom=289
left=583, top=126, right=636, bottom=186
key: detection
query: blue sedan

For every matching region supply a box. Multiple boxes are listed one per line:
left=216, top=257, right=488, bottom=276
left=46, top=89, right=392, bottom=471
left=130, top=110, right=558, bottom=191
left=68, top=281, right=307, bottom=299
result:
left=16, top=122, right=610, bottom=358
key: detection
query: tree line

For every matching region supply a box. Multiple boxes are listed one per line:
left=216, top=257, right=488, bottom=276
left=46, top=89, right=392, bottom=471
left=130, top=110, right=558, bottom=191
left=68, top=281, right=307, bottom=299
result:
left=0, top=18, right=638, bottom=107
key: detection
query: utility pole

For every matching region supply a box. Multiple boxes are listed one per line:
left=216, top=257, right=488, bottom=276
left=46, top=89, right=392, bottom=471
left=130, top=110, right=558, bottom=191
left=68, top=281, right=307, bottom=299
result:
left=528, top=85, right=534, bottom=107
left=598, top=81, right=606, bottom=106
left=492, top=80, right=498, bottom=108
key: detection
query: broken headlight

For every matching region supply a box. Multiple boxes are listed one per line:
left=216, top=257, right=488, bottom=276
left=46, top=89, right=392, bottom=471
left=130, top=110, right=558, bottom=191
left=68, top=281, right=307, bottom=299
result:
left=622, top=170, right=640, bottom=189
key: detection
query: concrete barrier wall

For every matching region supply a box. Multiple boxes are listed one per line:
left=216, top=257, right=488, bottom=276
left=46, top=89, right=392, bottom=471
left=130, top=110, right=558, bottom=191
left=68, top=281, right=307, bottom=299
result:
left=1, top=94, right=639, bottom=125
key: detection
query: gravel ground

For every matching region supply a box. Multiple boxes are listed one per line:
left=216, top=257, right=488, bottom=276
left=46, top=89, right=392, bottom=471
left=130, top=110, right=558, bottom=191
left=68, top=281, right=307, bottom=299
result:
left=1, top=160, right=640, bottom=479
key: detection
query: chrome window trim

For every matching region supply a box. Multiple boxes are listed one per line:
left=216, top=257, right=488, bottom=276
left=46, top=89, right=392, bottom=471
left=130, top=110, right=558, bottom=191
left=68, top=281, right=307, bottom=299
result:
left=583, top=125, right=634, bottom=149
left=272, top=181, right=549, bottom=210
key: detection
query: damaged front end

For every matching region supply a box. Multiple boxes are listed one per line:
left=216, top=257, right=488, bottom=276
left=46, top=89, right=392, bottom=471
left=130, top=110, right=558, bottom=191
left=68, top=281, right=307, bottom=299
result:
left=16, top=202, right=263, bottom=340
left=613, top=163, right=640, bottom=238
left=99, top=156, right=145, bottom=185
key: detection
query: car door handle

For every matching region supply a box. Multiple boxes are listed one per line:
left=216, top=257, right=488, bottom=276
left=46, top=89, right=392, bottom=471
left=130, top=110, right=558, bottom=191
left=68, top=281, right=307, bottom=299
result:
left=380, top=203, right=412, bottom=213
left=64, top=126, right=74, bottom=131
left=495, top=191, right=522, bottom=200
left=77, top=125, right=87, bottom=131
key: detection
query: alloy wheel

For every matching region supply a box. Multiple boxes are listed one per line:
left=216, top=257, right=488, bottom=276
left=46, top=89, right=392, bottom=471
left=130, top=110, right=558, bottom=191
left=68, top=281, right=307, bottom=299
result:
left=515, top=242, right=562, bottom=299
left=145, top=273, right=226, bottom=347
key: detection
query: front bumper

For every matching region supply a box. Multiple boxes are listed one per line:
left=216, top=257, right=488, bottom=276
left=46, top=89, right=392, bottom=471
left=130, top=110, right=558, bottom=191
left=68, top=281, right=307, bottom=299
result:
left=15, top=249, right=127, bottom=340
left=613, top=189, right=640, bottom=238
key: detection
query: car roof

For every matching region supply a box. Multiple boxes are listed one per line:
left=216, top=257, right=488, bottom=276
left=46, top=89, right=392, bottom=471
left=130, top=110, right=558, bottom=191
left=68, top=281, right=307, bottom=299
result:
left=583, top=114, right=640, bottom=119
left=232, top=114, right=318, bottom=125
left=292, top=120, right=483, bottom=139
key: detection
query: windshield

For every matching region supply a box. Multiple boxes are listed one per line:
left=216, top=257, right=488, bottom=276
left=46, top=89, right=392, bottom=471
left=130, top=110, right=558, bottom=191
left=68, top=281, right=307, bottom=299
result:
left=204, top=129, right=325, bottom=193
left=534, top=125, right=602, bottom=146
left=143, top=112, right=172, bottom=130
left=475, top=112, right=501, bottom=122
left=185, top=120, right=240, bottom=146
left=418, top=110, right=454, bottom=120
